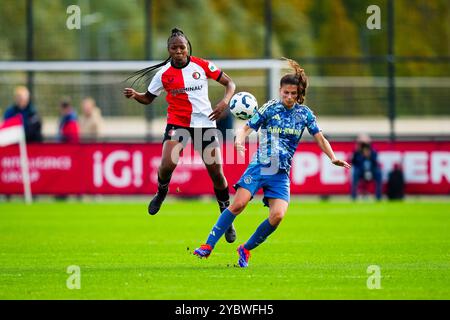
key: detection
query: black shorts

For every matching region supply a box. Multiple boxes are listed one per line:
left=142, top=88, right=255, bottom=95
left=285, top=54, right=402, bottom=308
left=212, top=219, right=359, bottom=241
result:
left=163, top=124, right=220, bottom=152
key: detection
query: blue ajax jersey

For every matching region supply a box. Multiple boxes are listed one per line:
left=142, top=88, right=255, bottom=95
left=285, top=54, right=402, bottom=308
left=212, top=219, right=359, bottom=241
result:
left=246, top=99, right=321, bottom=173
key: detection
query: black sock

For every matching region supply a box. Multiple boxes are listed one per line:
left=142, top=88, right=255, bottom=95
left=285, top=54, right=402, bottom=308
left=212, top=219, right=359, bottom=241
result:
left=214, top=186, right=230, bottom=212
left=157, top=174, right=171, bottom=193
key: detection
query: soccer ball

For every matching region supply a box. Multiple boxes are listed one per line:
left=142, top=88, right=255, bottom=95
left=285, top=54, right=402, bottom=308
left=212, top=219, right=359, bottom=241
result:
left=229, top=92, right=258, bottom=120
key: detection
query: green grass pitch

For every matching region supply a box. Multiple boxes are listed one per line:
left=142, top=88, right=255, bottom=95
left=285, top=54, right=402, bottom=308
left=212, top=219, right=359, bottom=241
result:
left=0, top=199, right=449, bottom=299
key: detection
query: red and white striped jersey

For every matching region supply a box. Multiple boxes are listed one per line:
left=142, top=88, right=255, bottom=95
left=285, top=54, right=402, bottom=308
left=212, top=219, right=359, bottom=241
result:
left=148, top=56, right=223, bottom=128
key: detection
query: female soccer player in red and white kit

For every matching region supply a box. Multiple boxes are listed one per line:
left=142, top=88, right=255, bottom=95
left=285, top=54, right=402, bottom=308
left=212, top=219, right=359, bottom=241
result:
left=124, top=28, right=237, bottom=243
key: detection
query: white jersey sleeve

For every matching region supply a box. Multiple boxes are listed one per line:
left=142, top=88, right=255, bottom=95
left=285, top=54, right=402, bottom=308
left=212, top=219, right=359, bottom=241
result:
left=147, top=69, right=164, bottom=96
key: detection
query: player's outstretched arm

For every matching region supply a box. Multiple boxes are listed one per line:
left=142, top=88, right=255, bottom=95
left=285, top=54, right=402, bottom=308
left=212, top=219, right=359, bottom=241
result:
left=209, top=73, right=236, bottom=121
left=123, top=88, right=156, bottom=105
left=235, top=124, right=254, bottom=157
left=313, top=132, right=351, bottom=169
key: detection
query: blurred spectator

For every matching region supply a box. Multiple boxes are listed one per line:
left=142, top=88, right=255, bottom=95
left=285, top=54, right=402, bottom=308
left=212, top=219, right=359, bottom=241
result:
left=58, top=97, right=79, bottom=143
left=80, top=97, right=103, bottom=141
left=351, top=134, right=382, bottom=200
left=387, top=163, right=405, bottom=200
left=3, top=86, right=43, bottom=143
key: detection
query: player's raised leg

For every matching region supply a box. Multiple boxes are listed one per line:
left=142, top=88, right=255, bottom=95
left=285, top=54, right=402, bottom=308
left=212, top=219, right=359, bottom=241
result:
left=148, top=140, right=183, bottom=215
left=193, top=187, right=252, bottom=258
left=203, top=147, right=237, bottom=243
left=237, top=198, right=288, bottom=267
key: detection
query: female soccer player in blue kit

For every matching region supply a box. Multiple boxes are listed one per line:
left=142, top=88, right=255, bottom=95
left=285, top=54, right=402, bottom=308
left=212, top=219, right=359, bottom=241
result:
left=193, top=58, right=351, bottom=267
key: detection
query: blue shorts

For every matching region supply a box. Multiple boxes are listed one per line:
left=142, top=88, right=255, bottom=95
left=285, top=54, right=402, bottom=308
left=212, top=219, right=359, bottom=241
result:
left=234, top=163, right=290, bottom=207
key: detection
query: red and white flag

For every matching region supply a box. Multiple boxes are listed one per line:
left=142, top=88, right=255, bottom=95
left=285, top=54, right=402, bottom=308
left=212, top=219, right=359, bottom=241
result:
left=0, top=114, right=32, bottom=203
left=0, top=115, right=25, bottom=147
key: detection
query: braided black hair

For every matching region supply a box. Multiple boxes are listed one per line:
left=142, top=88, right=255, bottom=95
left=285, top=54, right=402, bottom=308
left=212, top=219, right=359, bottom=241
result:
left=126, top=28, right=192, bottom=87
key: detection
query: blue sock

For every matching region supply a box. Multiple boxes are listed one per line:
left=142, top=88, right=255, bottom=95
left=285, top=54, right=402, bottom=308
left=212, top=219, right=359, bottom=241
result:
left=244, top=219, right=277, bottom=250
left=206, top=208, right=236, bottom=248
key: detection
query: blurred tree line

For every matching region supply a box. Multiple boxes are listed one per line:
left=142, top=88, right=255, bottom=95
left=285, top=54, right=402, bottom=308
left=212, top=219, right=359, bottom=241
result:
left=0, top=0, right=448, bottom=118
left=0, top=0, right=448, bottom=76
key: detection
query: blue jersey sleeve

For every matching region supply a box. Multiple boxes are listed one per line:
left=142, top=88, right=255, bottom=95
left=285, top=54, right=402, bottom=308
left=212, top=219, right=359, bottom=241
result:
left=306, top=108, right=321, bottom=136
left=247, top=99, right=278, bottom=131
left=247, top=110, right=266, bottom=131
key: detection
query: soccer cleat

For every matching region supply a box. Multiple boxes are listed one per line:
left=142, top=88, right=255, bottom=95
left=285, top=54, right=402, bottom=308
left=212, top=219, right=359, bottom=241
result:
left=237, top=244, right=251, bottom=268
left=147, top=188, right=168, bottom=215
left=224, top=223, right=237, bottom=243
left=193, top=244, right=213, bottom=258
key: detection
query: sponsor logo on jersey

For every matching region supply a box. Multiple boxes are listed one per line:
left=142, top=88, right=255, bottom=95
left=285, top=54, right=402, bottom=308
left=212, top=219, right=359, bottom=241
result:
left=208, top=62, right=218, bottom=72
left=272, top=114, right=281, bottom=121
left=170, top=85, right=203, bottom=96
left=250, top=113, right=260, bottom=124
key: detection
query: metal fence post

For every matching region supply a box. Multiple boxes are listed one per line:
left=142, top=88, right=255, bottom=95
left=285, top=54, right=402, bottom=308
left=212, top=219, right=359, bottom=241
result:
left=26, top=0, right=34, bottom=99
left=144, top=0, right=154, bottom=141
left=387, top=0, right=396, bottom=141
left=264, top=0, right=273, bottom=101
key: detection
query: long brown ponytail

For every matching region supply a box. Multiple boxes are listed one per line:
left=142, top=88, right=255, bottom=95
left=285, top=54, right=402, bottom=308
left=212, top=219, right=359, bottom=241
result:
left=280, top=57, right=308, bottom=104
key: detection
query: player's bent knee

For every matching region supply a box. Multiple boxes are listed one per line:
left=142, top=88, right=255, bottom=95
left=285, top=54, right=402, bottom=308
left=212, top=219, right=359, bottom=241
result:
left=160, top=155, right=178, bottom=168
left=269, top=211, right=285, bottom=226
left=229, top=201, right=247, bottom=215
